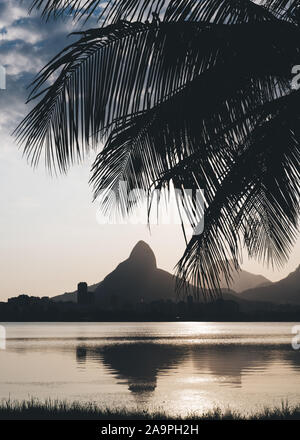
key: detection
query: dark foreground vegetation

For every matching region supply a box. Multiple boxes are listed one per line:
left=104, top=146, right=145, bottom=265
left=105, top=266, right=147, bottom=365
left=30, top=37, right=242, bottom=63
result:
left=0, top=399, right=299, bottom=420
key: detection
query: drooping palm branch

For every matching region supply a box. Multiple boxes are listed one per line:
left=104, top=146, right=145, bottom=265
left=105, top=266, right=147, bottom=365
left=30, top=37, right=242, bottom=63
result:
left=29, top=0, right=299, bottom=24
left=15, top=0, right=300, bottom=297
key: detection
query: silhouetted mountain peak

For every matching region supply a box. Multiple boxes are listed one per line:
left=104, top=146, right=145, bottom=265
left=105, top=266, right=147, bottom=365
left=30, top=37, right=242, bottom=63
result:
left=284, top=264, right=300, bottom=283
left=219, top=262, right=271, bottom=293
left=241, top=263, right=300, bottom=304
left=129, top=241, right=156, bottom=269
left=52, top=241, right=297, bottom=306
left=89, top=240, right=174, bottom=305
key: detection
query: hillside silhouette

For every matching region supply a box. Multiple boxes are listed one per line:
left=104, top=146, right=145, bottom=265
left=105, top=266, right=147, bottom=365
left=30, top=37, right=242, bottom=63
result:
left=241, top=265, right=300, bottom=304
left=53, top=241, right=177, bottom=303
left=52, top=241, right=275, bottom=304
left=219, top=263, right=271, bottom=293
left=3, top=242, right=300, bottom=321
left=94, top=241, right=177, bottom=306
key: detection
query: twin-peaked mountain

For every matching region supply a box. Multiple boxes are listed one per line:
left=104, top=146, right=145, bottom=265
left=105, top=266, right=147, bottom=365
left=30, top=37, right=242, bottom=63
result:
left=52, top=241, right=299, bottom=305
left=94, top=241, right=176, bottom=305
left=53, top=241, right=176, bottom=304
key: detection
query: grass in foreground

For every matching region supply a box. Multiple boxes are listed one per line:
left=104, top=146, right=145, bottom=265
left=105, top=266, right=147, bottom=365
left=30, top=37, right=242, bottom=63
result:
left=0, top=399, right=300, bottom=420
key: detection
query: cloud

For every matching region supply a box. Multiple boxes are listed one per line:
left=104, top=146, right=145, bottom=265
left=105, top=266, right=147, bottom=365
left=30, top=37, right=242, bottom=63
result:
left=0, top=0, right=97, bottom=134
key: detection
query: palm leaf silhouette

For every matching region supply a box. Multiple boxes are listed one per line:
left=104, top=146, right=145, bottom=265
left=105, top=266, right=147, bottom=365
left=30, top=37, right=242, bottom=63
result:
left=16, top=0, right=300, bottom=296
left=29, top=0, right=298, bottom=23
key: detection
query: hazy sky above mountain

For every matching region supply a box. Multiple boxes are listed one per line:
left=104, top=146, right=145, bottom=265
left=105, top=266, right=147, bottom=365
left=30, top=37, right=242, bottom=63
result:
left=0, top=0, right=299, bottom=301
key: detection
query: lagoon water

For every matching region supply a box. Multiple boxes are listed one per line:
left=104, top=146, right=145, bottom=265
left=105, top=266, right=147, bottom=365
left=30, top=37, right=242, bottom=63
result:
left=1, top=322, right=300, bottom=416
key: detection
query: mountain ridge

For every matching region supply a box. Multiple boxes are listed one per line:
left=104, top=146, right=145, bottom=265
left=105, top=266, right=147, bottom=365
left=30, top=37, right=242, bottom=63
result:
left=240, top=264, right=300, bottom=304
left=52, top=241, right=292, bottom=305
left=219, top=262, right=271, bottom=293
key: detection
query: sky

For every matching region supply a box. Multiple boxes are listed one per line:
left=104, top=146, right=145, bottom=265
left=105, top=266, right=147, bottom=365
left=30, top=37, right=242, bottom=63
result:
left=0, top=0, right=299, bottom=301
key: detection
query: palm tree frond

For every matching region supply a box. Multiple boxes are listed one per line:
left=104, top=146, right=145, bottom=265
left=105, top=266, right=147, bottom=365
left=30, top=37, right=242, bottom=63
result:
left=28, top=0, right=284, bottom=23
left=15, top=20, right=298, bottom=172
left=176, top=91, right=300, bottom=295
left=17, top=2, right=300, bottom=297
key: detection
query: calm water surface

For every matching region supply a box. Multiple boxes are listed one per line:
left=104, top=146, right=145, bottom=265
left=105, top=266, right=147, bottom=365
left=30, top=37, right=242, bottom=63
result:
left=0, top=322, right=300, bottom=416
